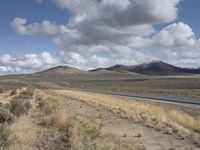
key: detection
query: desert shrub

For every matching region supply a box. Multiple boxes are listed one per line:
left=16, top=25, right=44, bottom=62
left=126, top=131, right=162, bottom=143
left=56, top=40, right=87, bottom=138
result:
left=11, top=88, right=34, bottom=100
left=0, top=88, right=3, bottom=94
left=0, top=125, right=13, bottom=148
left=20, top=88, right=34, bottom=98
left=3, top=103, right=10, bottom=110
left=10, top=90, right=17, bottom=96
left=35, top=90, right=125, bottom=150
left=9, top=99, right=32, bottom=117
left=0, top=102, right=3, bottom=107
left=50, top=110, right=68, bottom=131
left=0, top=108, right=14, bottom=124
left=38, top=97, right=59, bottom=115
left=68, top=119, right=124, bottom=150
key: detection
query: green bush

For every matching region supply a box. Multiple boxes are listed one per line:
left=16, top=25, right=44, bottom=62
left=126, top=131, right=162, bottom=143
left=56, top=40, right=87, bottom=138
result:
left=9, top=99, right=32, bottom=117
left=0, top=108, right=14, bottom=124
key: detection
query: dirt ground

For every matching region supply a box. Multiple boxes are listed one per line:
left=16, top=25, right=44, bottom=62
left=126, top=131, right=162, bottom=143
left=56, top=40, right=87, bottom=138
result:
left=52, top=90, right=200, bottom=150
left=1, top=89, right=200, bottom=150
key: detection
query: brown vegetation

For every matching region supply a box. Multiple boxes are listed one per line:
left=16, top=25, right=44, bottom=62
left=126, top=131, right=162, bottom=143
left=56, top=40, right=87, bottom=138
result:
left=0, top=107, right=15, bottom=124
left=55, top=90, right=200, bottom=144
left=35, top=90, right=129, bottom=150
left=9, top=98, right=32, bottom=117
left=0, top=88, right=33, bottom=149
left=1, top=87, right=199, bottom=149
left=10, top=90, right=17, bottom=96
left=0, top=125, right=13, bottom=148
left=0, top=87, right=4, bottom=94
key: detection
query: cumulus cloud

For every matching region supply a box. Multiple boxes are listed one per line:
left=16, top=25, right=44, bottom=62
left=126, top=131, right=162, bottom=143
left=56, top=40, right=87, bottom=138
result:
left=152, top=22, right=196, bottom=48
left=54, top=0, right=181, bottom=25
left=7, top=0, right=200, bottom=74
left=10, top=17, right=67, bottom=36
left=0, top=52, right=57, bottom=75
left=147, top=22, right=200, bottom=67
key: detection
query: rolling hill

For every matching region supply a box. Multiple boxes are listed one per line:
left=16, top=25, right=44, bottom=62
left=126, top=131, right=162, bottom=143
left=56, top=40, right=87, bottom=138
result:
left=36, top=66, right=84, bottom=76
left=90, top=61, right=200, bottom=76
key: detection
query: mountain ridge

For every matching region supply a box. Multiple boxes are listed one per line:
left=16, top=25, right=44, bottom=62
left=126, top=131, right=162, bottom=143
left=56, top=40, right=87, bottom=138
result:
left=90, top=61, right=200, bottom=76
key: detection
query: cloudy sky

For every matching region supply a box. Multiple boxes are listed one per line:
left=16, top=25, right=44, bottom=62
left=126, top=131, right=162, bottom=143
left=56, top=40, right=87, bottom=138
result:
left=0, top=0, right=200, bottom=74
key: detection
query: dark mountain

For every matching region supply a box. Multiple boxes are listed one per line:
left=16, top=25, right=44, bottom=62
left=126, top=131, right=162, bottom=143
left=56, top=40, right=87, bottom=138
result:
left=90, top=61, right=200, bottom=76
left=91, top=65, right=134, bottom=73
left=106, top=65, right=133, bottom=73
left=130, top=61, right=200, bottom=75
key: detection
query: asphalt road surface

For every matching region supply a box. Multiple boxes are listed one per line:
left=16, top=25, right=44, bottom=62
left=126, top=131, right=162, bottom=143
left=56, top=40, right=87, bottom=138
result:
left=77, top=89, right=200, bottom=106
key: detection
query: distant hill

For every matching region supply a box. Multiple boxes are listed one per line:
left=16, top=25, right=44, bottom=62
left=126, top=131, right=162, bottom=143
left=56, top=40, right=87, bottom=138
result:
left=36, top=66, right=84, bottom=76
left=91, top=65, right=133, bottom=73
left=26, top=61, right=200, bottom=76
left=90, top=61, right=200, bottom=76
left=89, top=68, right=114, bottom=74
left=106, top=65, right=133, bottom=73
left=130, top=61, right=200, bottom=75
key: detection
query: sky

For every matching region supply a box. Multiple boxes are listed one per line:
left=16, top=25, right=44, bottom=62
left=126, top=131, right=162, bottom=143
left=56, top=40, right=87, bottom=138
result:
left=0, top=0, right=200, bottom=74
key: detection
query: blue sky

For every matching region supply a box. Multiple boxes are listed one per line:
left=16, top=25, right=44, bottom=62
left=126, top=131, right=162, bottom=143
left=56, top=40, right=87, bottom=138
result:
left=154, top=0, right=200, bottom=37
left=0, top=0, right=69, bottom=56
left=0, top=0, right=200, bottom=74
left=178, top=0, right=200, bottom=37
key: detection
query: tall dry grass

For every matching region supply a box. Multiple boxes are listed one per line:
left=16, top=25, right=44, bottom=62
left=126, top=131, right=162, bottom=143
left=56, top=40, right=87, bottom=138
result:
left=55, top=90, right=200, bottom=138
left=68, top=116, right=127, bottom=150
left=50, top=110, right=68, bottom=131
left=35, top=89, right=130, bottom=150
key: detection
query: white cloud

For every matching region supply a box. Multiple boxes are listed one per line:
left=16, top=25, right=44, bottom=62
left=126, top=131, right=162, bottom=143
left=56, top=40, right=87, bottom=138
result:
left=146, top=22, right=200, bottom=67
left=10, top=17, right=67, bottom=36
left=54, top=0, right=181, bottom=25
left=7, top=0, right=200, bottom=73
left=152, top=22, right=196, bottom=48
left=0, top=52, right=57, bottom=75
left=0, top=66, right=15, bottom=74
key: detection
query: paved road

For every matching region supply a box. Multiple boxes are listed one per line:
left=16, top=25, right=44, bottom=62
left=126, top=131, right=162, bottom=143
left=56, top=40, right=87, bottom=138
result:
left=76, top=89, right=200, bottom=106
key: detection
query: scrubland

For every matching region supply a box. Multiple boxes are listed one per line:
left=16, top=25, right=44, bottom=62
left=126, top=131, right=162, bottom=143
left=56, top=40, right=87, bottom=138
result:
left=0, top=88, right=129, bottom=150
left=55, top=90, right=200, bottom=147
left=34, top=89, right=129, bottom=150
left=0, top=87, right=200, bottom=150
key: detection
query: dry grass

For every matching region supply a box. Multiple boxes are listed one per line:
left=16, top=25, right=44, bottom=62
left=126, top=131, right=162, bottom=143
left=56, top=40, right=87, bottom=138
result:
left=0, top=87, right=34, bottom=149
left=0, top=107, right=15, bottom=124
left=9, top=98, right=32, bottom=117
left=35, top=90, right=129, bottom=150
left=0, top=125, right=13, bottom=148
left=68, top=116, right=127, bottom=150
left=50, top=110, right=68, bottom=131
left=55, top=90, right=200, bottom=139
left=8, top=116, right=39, bottom=150
left=0, top=88, right=4, bottom=94
left=10, top=90, right=17, bottom=96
